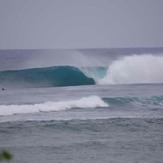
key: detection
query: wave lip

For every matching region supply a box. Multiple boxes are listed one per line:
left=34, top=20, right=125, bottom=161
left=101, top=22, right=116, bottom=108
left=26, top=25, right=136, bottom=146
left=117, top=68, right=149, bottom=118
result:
left=99, top=54, right=163, bottom=84
left=0, top=66, right=95, bottom=88
left=0, top=96, right=109, bottom=116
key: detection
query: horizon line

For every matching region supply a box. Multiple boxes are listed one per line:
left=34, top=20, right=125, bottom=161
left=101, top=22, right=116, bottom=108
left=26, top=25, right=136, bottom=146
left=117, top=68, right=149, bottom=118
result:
left=0, top=46, right=163, bottom=51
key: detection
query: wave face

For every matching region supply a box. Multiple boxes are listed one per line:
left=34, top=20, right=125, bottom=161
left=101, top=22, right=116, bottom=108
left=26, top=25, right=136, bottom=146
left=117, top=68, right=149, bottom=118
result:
left=103, top=96, right=163, bottom=107
left=0, top=96, right=108, bottom=116
left=81, top=67, right=107, bottom=82
left=0, top=66, right=95, bottom=87
left=99, top=54, right=163, bottom=84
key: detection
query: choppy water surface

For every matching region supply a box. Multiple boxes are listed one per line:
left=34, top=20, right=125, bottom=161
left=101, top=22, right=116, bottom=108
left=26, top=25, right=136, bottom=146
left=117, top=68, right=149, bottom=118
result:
left=0, top=48, right=163, bottom=163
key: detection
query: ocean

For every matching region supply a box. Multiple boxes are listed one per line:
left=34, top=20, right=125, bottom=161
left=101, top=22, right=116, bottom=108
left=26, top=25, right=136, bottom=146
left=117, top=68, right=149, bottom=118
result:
left=0, top=48, right=163, bottom=163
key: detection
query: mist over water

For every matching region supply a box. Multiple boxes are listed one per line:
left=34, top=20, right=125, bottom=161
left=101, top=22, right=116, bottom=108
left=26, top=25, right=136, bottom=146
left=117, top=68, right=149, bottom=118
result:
left=99, top=54, right=163, bottom=84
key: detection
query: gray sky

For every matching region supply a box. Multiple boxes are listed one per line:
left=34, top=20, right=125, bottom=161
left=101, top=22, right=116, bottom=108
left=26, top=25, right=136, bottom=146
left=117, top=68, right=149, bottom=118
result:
left=0, top=0, right=163, bottom=49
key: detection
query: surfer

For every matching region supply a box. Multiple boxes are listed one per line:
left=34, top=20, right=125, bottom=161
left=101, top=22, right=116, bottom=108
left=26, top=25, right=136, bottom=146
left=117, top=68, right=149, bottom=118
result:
left=2, top=88, right=5, bottom=91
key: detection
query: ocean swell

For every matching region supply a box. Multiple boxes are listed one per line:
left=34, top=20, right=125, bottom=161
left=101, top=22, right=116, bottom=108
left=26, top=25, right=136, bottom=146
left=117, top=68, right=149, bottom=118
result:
left=0, top=66, right=95, bottom=87
left=1, top=95, right=163, bottom=116
left=1, top=54, right=163, bottom=88
left=103, top=96, right=163, bottom=107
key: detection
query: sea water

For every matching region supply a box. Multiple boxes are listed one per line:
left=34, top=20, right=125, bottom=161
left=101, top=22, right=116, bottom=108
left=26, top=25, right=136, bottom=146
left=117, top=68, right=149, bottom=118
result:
left=0, top=48, right=163, bottom=163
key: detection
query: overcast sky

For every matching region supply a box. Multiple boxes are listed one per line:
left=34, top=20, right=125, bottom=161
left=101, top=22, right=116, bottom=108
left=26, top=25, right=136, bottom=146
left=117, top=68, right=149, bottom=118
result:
left=0, top=0, right=163, bottom=49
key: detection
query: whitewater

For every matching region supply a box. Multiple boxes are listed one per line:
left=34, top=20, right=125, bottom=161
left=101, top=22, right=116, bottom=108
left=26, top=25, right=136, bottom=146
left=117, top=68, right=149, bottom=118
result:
left=0, top=48, right=163, bottom=163
left=0, top=95, right=108, bottom=116
left=99, top=54, right=163, bottom=84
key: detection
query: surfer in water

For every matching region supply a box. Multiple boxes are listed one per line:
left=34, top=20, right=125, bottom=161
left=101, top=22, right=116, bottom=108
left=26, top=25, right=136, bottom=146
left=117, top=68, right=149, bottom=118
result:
left=2, top=88, right=5, bottom=91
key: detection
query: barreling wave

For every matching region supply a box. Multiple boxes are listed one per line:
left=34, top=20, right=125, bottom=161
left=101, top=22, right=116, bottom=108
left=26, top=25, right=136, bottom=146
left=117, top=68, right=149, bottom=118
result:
left=99, top=54, right=163, bottom=84
left=0, top=96, right=109, bottom=116
left=1, top=54, right=163, bottom=87
left=0, top=66, right=95, bottom=87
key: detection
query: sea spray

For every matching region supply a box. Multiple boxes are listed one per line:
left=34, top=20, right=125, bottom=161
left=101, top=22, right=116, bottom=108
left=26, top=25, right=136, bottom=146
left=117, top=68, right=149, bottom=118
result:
left=99, top=54, right=163, bottom=84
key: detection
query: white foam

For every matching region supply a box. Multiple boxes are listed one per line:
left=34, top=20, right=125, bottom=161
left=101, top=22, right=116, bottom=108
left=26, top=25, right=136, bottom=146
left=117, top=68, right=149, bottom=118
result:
left=99, top=54, right=163, bottom=84
left=0, top=95, right=108, bottom=116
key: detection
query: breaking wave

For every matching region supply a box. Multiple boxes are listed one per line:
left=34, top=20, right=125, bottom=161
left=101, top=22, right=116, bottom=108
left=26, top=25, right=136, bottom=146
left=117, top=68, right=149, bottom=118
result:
left=0, top=95, right=163, bottom=116
left=1, top=54, right=163, bottom=88
left=0, top=96, right=109, bottom=116
left=0, top=66, right=95, bottom=87
left=99, top=54, right=163, bottom=84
